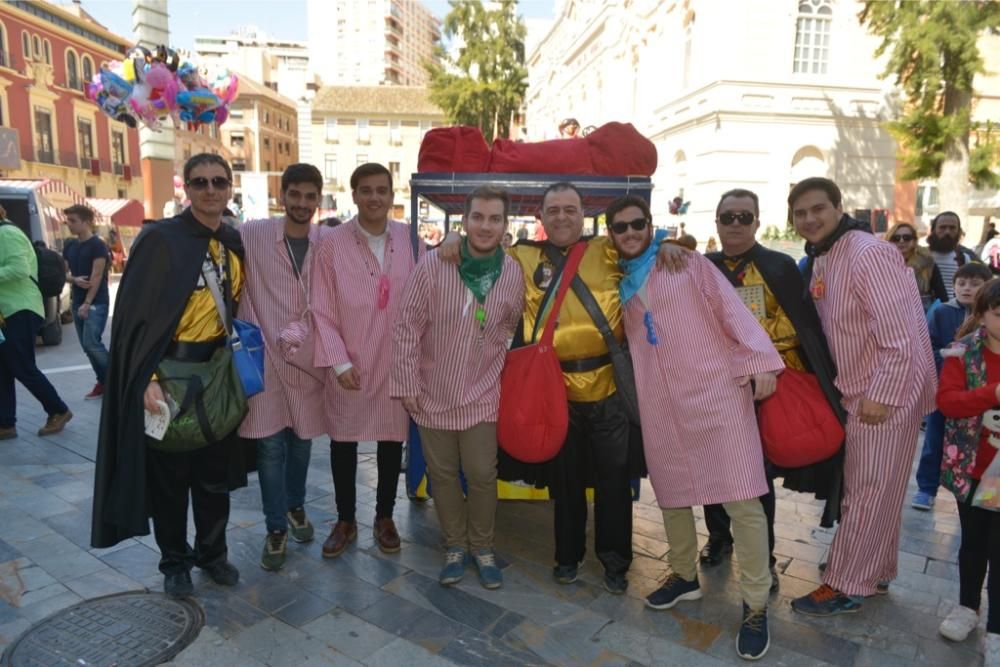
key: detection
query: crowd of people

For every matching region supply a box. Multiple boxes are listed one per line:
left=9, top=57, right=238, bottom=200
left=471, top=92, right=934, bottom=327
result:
left=5, top=151, right=1000, bottom=662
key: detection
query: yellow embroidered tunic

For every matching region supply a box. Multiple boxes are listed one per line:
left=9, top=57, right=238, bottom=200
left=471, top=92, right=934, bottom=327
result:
left=723, top=259, right=805, bottom=371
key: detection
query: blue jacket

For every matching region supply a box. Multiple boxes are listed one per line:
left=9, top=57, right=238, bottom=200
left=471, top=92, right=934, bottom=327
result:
left=927, top=299, right=970, bottom=372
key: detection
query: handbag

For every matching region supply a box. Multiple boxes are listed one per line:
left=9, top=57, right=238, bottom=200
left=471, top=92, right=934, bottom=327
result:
left=542, top=245, right=641, bottom=425
left=152, top=344, right=248, bottom=452
left=203, top=252, right=266, bottom=397
left=277, top=236, right=326, bottom=382
left=497, top=241, right=587, bottom=463
left=757, top=367, right=844, bottom=468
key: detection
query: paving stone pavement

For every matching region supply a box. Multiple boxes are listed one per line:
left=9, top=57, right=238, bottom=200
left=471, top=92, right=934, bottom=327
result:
left=0, top=318, right=987, bottom=666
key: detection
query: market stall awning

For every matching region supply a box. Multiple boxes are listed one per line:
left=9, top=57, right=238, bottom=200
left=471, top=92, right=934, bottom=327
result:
left=0, top=178, right=88, bottom=224
left=86, top=198, right=145, bottom=228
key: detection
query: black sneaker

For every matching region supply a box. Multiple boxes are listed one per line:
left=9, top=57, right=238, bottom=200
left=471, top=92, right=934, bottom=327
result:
left=553, top=563, right=579, bottom=584
left=164, top=570, right=193, bottom=599
left=699, top=539, right=733, bottom=567
left=603, top=571, right=628, bottom=595
left=201, top=560, right=240, bottom=586
left=736, top=603, right=769, bottom=660
left=645, top=573, right=702, bottom=610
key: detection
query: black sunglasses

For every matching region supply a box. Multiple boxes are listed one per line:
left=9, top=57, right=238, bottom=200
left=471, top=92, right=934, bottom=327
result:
left=718, top=212, right=756, bottom=226
left=609, top=217, right=649, bottom=234
left=186, top=176, right=232, bottom=190
left=890, top=234, right=915, bottom=242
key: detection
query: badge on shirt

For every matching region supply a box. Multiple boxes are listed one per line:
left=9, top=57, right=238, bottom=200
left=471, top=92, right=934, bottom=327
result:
left=734, top=284, right=766, bottom=323
left=533, top=262, right=555, bottom=290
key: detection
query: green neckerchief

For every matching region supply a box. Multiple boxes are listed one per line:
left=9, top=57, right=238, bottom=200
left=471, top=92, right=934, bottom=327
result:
left=458, top=238, right=505, bottom=327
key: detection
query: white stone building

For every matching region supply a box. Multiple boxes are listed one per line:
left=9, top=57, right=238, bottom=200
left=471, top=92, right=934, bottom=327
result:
left=526, top=0, right=899, bottom=240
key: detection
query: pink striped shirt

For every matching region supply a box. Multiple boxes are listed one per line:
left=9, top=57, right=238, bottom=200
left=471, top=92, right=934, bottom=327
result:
left=390, top=250, right=524, bottom=430
left=311, top=217, right=424, bottom=441
left=626, top=253, right=784, bottom=508
left=809, top=231, right=936, bottom=414
left=237, top=217, right=330, bottom=440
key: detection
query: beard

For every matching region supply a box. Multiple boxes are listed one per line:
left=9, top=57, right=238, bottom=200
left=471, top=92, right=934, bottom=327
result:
left=927, top=233, right=959, bottom=253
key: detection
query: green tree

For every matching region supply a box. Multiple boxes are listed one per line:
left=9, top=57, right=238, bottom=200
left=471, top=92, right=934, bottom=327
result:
left=859, top=1, right=1000, bottom=223
left=426, top=0, right=528, bottom=142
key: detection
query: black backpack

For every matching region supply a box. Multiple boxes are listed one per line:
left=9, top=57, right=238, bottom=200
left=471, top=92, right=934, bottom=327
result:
left=0, top=221, right=65, bottom=298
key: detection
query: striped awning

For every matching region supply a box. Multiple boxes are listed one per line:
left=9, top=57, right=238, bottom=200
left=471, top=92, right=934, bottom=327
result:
left=0, top=178, right=88, bottom=224
left=86, top=198, right=145, bottom=228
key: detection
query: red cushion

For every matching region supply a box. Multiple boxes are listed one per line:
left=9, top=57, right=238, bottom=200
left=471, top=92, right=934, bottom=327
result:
left=758, top=368, right=844, bottom=468
left=488, top=137, right=595, bottom=174
left=417, top=126, right=491, bottom=173
left=585, top=122, right=658, bottom=176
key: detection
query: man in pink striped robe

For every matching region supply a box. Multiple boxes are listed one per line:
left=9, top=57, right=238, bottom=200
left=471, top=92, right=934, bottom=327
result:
left=311, top=163, right=424, bottom=557
left=607, top=195, right=782, bottom=661
left=789, top=177, right=936, bottom=616
left=391, top=186, right=524, bottom=590
left=239, top=164, right=331, bottom=572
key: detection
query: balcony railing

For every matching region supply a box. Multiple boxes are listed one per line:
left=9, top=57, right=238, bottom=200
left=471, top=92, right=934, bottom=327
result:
left=36, top=149, right=54, bottom=164
left=112, top=162, right=124, bottom=176
left=80, top=155, right=95, bottom=170
left=0, top=50, right=9, bottom=69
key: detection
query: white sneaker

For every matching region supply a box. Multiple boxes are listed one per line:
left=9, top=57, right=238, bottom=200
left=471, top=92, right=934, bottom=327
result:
left=940, top=605, right=978, bottom=641
left=985, top=632, right=1000, bottom=667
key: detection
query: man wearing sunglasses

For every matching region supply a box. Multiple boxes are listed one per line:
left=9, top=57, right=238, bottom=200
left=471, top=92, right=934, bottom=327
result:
left=606, top=194, right=783, bottom=660
left=92, top=154, right=254, bottom=600
left=699, top=189, right=846, bottom=591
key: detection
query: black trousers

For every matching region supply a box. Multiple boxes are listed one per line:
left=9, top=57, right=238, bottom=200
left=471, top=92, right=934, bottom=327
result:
left=957, top=495, right=1000, bottom=632
left=0, top=310, right=68, bottom=428
left=147, top=439, right=230, bottom=575
left=552, top=393, right=632, bottom=576
left=329, top=440, right=403, bottom=522
left=704, top=475, right=777, bottom=567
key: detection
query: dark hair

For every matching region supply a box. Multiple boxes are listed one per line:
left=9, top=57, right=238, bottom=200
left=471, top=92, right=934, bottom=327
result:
left=931, top=211, right=962, bottom=231
left=716, top=188, right=760, bottom=219
left=350, top=162, right=392, bottom=191
left=559, top=118, right=580, bottom=130
left=540, top=181, right=583, bottom=212
left=957, top=278, right=1000, bottom=338
left=63, top=204, right=95, bottom=225
left=183, top=153, right=232, bottom=183
left=605, top=195, right=652, bottom=226
left=955, top=262, right=993, bottom=284
left=142, top=218, right=157, bottom=225
left=788, top=177, right=842, bottom=210
left=464, top=185, right=511, bottom=220
left=282, top=163, right=323, bottom=193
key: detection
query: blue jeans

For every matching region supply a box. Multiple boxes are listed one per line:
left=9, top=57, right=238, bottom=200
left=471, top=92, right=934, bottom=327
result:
left=71, top=301, right=109, bottom=384
left=915, top=410, right=945, bottom=496
left=256, top=428, right=313, bottom=532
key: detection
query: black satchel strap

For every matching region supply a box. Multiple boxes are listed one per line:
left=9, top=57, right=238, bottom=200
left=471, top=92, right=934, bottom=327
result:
left=542, top=244, right=622, bottom=357
left=530, top=247, right=573, bottom=344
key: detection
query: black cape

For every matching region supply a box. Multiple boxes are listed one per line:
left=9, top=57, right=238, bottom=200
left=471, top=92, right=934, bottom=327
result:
left=707, top=243, right=845, bottom=527
left=91, top=209, right=254, bottom=549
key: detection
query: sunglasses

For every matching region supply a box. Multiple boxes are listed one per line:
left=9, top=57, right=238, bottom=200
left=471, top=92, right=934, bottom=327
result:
left=890, top=234, right=915, bottom=242
left=718, top=212, right=755, bottom=226
left=609, top=217, right=649, bottom=234
left=186, top=176, right=232, bottom=190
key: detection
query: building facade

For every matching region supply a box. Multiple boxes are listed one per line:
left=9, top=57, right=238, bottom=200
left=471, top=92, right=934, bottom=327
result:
left=0, top=1, right=142, bottom=202
left=526, top=0, right=898, bottom=241
left=194, top=27, right=315, bottom=103
left=310, top=85, right=444, bottom=219
left=306, top=0, right=440, bottom=87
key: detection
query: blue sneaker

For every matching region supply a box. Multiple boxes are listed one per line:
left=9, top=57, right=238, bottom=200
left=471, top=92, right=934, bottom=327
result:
left=736, top=603, right=769, bottom=660
left=439, top=547, right=466, bottom=586
left=473, top=549, right=503, bottom=589
left=791, top=584, right=862, bottom=616
left=911, top=491, right=935, bottom=511
left=645, top=574, right=702, bottom=610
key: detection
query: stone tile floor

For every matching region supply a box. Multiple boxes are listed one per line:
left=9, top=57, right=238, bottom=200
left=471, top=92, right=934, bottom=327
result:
left=0, top=321, right=986, bottom=666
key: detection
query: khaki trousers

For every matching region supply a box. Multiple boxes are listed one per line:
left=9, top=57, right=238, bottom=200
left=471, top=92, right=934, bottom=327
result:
left=419, top=422, right=498, bottom=550
left=662, top=498, right=771, bottom=610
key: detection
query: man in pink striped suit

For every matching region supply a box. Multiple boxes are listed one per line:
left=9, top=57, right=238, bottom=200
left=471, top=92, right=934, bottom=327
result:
left=239, top=164, right=331, bottom=572
left=391, top=186, right=524, bottom=589
left=789, top=177, right=936, bottom=616
left=312, top=163, right=424, bottom=557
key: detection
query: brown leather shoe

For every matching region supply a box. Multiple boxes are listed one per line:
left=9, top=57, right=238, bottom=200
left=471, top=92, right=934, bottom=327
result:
left=373, top=517, right=401, bottom=553
left=321, top=520, right=357, bottom=559
left=0, top=427, right=16, bottom=440
left=38, top=411, right=72, bottom=436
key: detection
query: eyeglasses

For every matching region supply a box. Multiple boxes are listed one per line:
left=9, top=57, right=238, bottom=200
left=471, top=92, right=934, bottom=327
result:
left=890, top=234, right=915, bottom=242
left=186, top=176, right=232, bottom=191
left=718, top=212, right=755, bottom=226
left=609, top=217, right=649, bottom=234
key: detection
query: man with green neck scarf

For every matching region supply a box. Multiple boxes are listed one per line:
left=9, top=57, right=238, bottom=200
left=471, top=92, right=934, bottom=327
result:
left=391, top=186, right=525, bottom=589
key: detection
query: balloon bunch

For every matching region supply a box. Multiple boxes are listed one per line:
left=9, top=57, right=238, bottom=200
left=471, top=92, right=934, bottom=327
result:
left=85, top=45, right=239, bottom=131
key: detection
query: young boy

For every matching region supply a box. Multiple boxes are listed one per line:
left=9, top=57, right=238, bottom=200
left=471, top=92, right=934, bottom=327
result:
left=913, top=262, right=994, bottom=510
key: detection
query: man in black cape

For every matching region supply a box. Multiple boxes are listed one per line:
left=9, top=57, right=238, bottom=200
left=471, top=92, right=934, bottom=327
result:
left=700, top=188, right=845, bottom=585
left=91, top=154, right=254, bottom=598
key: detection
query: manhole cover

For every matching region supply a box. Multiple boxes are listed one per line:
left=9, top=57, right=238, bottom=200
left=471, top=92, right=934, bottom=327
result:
left=1, top=591, right=204, bottom=667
